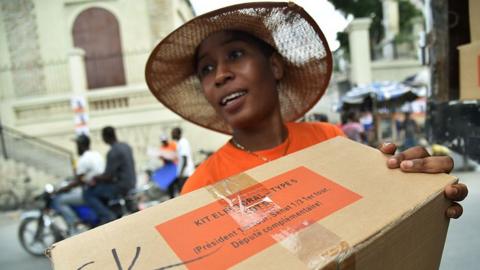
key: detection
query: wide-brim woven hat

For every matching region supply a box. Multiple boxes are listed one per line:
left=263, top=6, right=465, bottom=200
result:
left=145, top=1, right=332, bottom=134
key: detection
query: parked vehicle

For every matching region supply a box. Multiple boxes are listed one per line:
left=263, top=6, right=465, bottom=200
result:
left=18, top=184, right=138, bottom=256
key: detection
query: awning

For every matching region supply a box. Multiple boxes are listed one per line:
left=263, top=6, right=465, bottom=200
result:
left=342, top=81, right=426, bottom=105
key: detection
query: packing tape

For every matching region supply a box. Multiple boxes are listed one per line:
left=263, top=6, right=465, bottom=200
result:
left=273, top=222, right=355, bottom=269
left=206, top=172, right=356, bottom=269
left=206, top=173, right=282, bottom=231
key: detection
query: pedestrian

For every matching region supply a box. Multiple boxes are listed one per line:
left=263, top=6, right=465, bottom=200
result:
left=84, top=126, right=136, bottom=224
left=399, top=112, right=419, bottom=150
left=341, top=111, right=366, bottom=143
left=158, top=134, right=177, bottom=164
left=52, top=134, right=104, bottom=234
left=171, top=127, right=194, bottom=195
left=145, top=2, right=467, bottom=218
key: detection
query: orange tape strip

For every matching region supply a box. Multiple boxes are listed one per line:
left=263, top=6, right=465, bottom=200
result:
left=477, top=55, right=480, bottom=87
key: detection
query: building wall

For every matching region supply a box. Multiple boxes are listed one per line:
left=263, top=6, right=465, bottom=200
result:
left=0, top=5, right=13, bottom=100
left=371, top=59, right=425, bottom=82
left=0, top=0, right=230, bottom=178
left=1, top=0, right=45, bottom=98
left=308, top=78, right=342, bottom=124
left=173, top=0, right=194, bottom=27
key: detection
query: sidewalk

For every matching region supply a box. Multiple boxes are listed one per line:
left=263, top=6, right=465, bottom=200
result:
left=440, top=170, right=480, bottom=270
left=0, top=210, right=21, bottom=226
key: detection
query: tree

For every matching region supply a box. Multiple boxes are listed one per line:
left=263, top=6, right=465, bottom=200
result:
left=329, top=0, right=422, bottom=58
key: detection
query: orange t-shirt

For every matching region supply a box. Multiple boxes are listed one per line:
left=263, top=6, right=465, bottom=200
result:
left=181, top=122, right=344, bottom=194
left=159, top=141, right=177, bottom=162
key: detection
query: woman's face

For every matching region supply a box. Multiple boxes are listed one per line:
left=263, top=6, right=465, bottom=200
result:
left=196, top=31, right=284, bottom=130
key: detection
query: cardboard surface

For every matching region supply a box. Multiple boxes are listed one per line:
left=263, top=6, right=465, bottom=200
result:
left=48, top=137, right=456, bottom=270
left=469, top=0, right=480, bottom=41
left=458, top=41, right=480, bottom=100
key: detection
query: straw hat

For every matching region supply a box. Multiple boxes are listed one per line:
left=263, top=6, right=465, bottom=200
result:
left=145, top=2, right=332, bottom=134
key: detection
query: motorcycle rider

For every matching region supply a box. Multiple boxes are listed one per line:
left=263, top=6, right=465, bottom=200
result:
left=52, top=134, right=104, bottom=234
left=84, top=126, right=137, bottom=225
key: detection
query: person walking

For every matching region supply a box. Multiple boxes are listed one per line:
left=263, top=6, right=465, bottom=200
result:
left=170, top=127, right=194, bottom=195
left=400, top=112, right=419, bottom=150
left=342, top=111, right=366, bottom=143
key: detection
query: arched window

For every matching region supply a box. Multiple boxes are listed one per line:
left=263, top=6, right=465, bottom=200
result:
left=72, top=7, right=126, bottom=89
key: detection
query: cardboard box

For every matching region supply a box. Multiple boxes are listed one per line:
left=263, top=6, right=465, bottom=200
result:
left=458, top=41, right=480, bottom=100
left=469, top=0, right=480, bottom=41
left=48, top=137, right=456, bottom=270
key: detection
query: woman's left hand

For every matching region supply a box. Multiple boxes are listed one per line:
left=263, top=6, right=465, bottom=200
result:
left=379, top=143, right=468, bottom=219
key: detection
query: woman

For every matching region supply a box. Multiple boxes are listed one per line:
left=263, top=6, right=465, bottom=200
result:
left=145, top=2, right=466, bottom=218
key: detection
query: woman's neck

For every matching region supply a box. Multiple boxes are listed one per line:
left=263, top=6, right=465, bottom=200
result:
left=231, top=111, right=288, bottom=152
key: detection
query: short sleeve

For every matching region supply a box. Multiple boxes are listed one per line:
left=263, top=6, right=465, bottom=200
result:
left=76, top=155, right=90, bottom=176
left=178, top=139, right=191, bottom=157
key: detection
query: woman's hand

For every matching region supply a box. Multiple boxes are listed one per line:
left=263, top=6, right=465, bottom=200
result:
left=379, top=143, right=468, bottom=219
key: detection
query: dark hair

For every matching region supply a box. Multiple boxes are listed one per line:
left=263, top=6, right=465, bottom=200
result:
left=102, top=126, right=117, bottom=141
left=347, top=111, right=358, bottom=122
left=194, top=30, right=276, bottom=72
left=172, top=127, right=182, bottom=136
left=313, top=113, right=329, bottom=122
left=76, top=134, right=90, bottom=148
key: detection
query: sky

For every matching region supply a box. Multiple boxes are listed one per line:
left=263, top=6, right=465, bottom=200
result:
left=189, top=0, right=350, bottom=51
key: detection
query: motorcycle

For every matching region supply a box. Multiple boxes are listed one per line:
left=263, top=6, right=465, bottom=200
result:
left=18, top=184, right=138, bottom=256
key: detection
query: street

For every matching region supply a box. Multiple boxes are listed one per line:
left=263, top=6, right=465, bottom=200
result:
left=0, top=212, right=51, bottom=270
left=0, top=170, right=478, bottom=270
left=440, top=170, right=480, bottom=270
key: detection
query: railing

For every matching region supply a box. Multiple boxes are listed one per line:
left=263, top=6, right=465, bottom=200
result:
left=0, top=124, right=75, bottom=178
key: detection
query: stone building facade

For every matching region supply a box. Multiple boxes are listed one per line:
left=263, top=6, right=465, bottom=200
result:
left=0, top=0, right=229, bottom=182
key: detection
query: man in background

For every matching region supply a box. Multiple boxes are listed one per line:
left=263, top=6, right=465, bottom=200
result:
left=53, top=134, right=104, bottom=234
left=84, top=126, right=136, bottom=224
left=171, top=127, right=194, bottom=194
left=342, top=111, right=366, bottom=143
left=158, top=134, right=177, bottom=164
left=400, top=112, right=419, bottom=150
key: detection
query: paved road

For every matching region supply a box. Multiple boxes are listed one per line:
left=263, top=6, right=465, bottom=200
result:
left=0, top=170, right=478, bottom=270
left=0, top=211, right=51, bottom=270
left=440, top=170, right=480, bottom=270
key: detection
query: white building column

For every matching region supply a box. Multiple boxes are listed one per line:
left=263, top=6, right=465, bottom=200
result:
left=68, top=48, right=90, bottom=134
left=346, top=18, right=372, bottom=85
left=68, top=48, right=88, bottom=95
left=382, top=0, right=400, bottom=59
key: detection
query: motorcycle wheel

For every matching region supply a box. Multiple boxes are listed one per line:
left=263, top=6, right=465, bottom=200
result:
left=18, top=216, right=63, bottom=256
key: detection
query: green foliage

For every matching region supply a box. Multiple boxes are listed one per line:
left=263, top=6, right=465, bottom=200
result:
left=398, top=0, right=422, bottom=35
left=329, top=0, right=384, bottom=49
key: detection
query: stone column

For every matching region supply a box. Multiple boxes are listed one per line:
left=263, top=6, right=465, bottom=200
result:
left=68, top=48, right=88, bottom=95
left=68, top=48, right=89, bottom=135
left=412, top=17, right=426, bottom=63
left=382, top=0, right=400, bottom=59
left=346, top=18, right=372, bottom=85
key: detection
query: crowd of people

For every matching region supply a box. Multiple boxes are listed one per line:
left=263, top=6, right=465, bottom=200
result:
left=338, top=110, right=421, bottom=150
